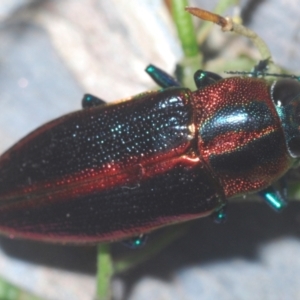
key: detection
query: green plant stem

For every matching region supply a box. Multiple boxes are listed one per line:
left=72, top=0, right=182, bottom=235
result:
left=96, top=244, right=114, bottom=300
left=170, top=0, right=202, bottom=88
left=171, top=0, right=199, bottom=58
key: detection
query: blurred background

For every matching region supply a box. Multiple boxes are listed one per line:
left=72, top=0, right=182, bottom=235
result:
left=0, top=0, right=300, bottom=299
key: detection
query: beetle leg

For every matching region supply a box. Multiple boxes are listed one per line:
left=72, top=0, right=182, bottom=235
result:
left=251, top=59, right=270, bottom=78
left=121, top=234, right=148, bottom=249
left=145, top=64, right=181, bottom=88
left=258, top=184, right=287, bottom=212
left=211, top=205, right=227, bottom=224
left=193, top=70, right=223, bottom=89
left=279, top=177, right=288, bottom=200
left=81, top=93, right=107, bottom=109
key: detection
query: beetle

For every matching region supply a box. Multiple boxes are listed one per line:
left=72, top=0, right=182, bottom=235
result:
left=0, top=63, right=299, bottom=245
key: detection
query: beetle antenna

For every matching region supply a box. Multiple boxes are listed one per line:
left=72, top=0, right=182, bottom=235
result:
left=225, top=71, right=300, bottom=81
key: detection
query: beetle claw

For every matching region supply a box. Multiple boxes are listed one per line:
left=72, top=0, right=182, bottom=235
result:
left=82, top=94, right=106, bottom=109
left=258, top=185, right=287, bottom=212
left=193, top=70, right=223, bottom=89
left=211, top=206, right=227, bottom=224
left=145, top=64, right=181, bottom=88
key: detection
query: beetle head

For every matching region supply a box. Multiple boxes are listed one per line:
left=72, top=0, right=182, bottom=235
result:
left=272, top=79, right=300, bottom=158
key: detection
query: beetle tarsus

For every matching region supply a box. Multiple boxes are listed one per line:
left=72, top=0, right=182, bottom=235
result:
left=212, top=206, right=227, bottom=224
left=193, top=70, right=223, bottom=89
left=146, top=64, right=181, bottom=88
left=258, top=185, right=287, bottom=212
left=82, top=94, right=106, bottom=109
left=250, top=59, right=270, bottom=78
left=122, top=234, right=148, bottom=249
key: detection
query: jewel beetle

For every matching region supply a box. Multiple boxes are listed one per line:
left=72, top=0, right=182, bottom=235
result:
left=0, top=63, right=299, bottom=244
